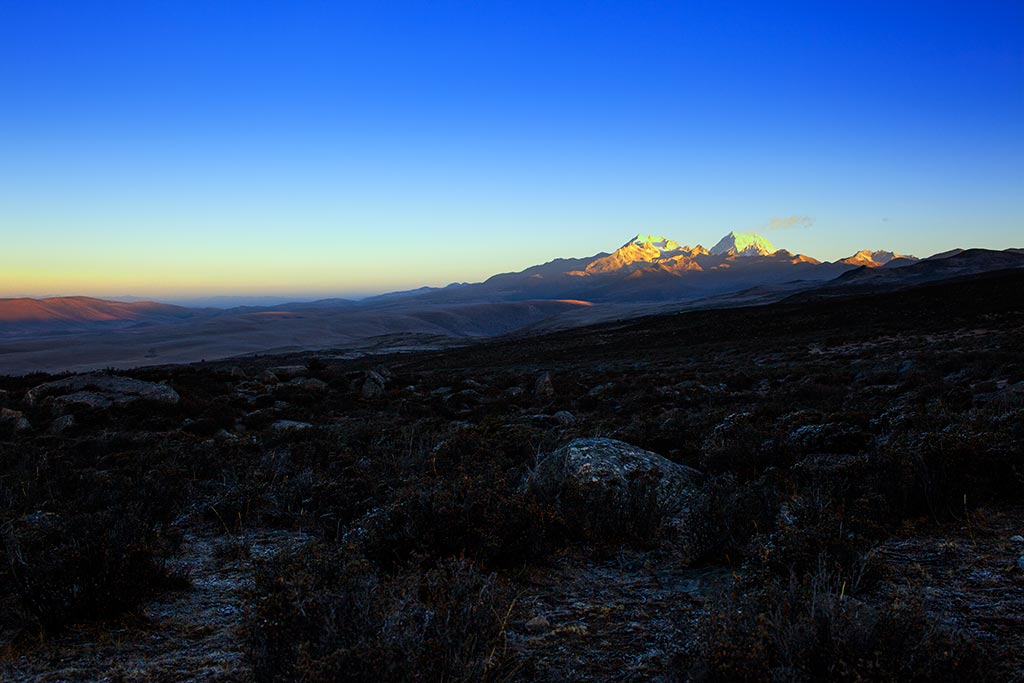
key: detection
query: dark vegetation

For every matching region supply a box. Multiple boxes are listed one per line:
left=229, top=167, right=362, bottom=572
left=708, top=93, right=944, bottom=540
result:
left=1, top=270, right=1023, bottom=681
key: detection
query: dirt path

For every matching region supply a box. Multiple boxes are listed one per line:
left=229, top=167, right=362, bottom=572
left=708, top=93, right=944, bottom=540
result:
left=1, top=529, right=311, bottom=683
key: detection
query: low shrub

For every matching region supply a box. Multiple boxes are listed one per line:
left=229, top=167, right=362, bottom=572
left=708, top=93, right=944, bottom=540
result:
left=685, top=560, right=993, bottom=682
left=245, top=546, right=515, bottom=683
left=679, top=473, right=781, bottom=565
left=2, top=509, right=187, bottom=632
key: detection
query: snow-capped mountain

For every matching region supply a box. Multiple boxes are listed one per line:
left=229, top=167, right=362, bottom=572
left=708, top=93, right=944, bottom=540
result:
left=357, top=231, right=1019, bottom=307
left=404, top=231, right=854, bottom=303
left=838, top=249, right=918, bottom=268
left=709, top=231, right=777, bottom=257
left=572, top=235, right=707, bottom=276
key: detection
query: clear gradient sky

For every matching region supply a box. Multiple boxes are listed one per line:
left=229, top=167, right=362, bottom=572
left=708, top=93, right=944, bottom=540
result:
left=2, top=1, right=1022, bottom=299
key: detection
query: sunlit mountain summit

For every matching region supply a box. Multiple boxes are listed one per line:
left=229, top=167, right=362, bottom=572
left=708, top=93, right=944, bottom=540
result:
left=709, top=231, right=776, bottom=257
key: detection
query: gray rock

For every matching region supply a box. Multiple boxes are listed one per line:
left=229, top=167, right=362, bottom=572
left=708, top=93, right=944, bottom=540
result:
left=362, top=370, right=387, bottom=399
left=270, top=365, right=307, bottom=380
left=55, top=391, right=114, bottom=410
left=271, top=420, right=313, bottom=431
left=1018, top=556, right=1024, bottom=571
left=27, top=373, right=180, bottom=408
left=260, top=370, right=280, bottom=385
left=535, top=372, right=555, bottom=399
left=707, top=411, right=754, bottom=443
left=286, top=377, right=328, bottom=392
left=49, top=414, right=76, bottom=434
left=503, top=386, right=525, bottom=399
left=444, top=389, right=481, bottom=405
left=2, top=408, right=23, bottom=420
left=529, top=438, right=703, bottom=537
left=1011, top=535, right=1024, bottom=544
left=1, top=408, right=32, bottom=433
left=552, top=410, right=576, bottom=425
left=525, top=615, right=550, bottom=633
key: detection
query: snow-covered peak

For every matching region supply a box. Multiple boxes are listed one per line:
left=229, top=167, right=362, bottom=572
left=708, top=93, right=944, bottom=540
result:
left=838, top=249, right=918, bottom=267
left=577, top=234, right=698, bottom=275
left=709, top=232, right=776, bottom=257
left=626, top=234, right=683, bottom=254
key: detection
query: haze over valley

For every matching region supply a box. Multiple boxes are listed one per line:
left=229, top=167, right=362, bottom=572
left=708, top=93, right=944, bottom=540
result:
left=4, top=232, right=1022, bottom=374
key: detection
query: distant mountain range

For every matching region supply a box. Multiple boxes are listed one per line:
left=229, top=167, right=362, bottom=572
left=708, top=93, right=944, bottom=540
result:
left=1, top=232, right=1021, bottom=374
left=391, top=232, right=925, bottom=304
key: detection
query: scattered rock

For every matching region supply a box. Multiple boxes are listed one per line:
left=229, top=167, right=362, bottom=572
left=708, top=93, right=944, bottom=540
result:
left=529, top=438, right=703, bottom=538
left=1, top=408, right=31, bottom=432
left=793, top=454, right=869, bottom=485
left=789, top=422, right=868, bottom=453
left=535, top=372, right=555, bottom=399
left=587, top=383, right=615, bottom=397
left=49, top=414, right=76, bottom=434
left=703, top=411, right=756, bottom=451
left=362, top=370, right=387, bottom=399
left=552, top=410, right=576, bottom=425
left=444, top=389, right=481, bottom=405
left=526, top=615, right=551, bottom=633
left=777, top=409, right=825, bottom=430
left=26, top=373, right=180, bottom=408
left=503, top=386, right=525, bottom=399
left=269, top=365, right=307, bottom=380
left=286, top=377, right=328, bottom=392
left=1011, top=535, right=1024, bottom=544
left=271, top=420, right=313, bottom=431
left=431, top=386, right=454, bottom=397
left=1018, top=556, right=1024, bottom=571
left=260, top=370, right=280, bottom=385
left=226, top=366, right=248, bottom=379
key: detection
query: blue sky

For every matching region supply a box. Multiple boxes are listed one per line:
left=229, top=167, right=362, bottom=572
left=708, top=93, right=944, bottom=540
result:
left=1, top=1, right=1022, bottom=298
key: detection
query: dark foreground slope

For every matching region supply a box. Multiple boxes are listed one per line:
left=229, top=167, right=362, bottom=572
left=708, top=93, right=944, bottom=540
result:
left=1, top=270, right=1022, bottom=682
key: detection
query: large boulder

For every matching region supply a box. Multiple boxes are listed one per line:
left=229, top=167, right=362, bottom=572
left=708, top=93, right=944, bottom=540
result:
left=529, top=438, right=703, bottom=539
left=26, top=373, right=180, bottom=409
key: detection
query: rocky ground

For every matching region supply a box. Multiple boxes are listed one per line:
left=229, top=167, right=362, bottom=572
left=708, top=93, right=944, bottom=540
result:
left=1, top=530, right=313, bottom=683
left=1, top=269, right=1023, bottom=681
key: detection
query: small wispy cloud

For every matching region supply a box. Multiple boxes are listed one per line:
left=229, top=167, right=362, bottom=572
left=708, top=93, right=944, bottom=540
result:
left=770, top=215, right=815, bottom=233
left=764, top=215, right=815, bottom=232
